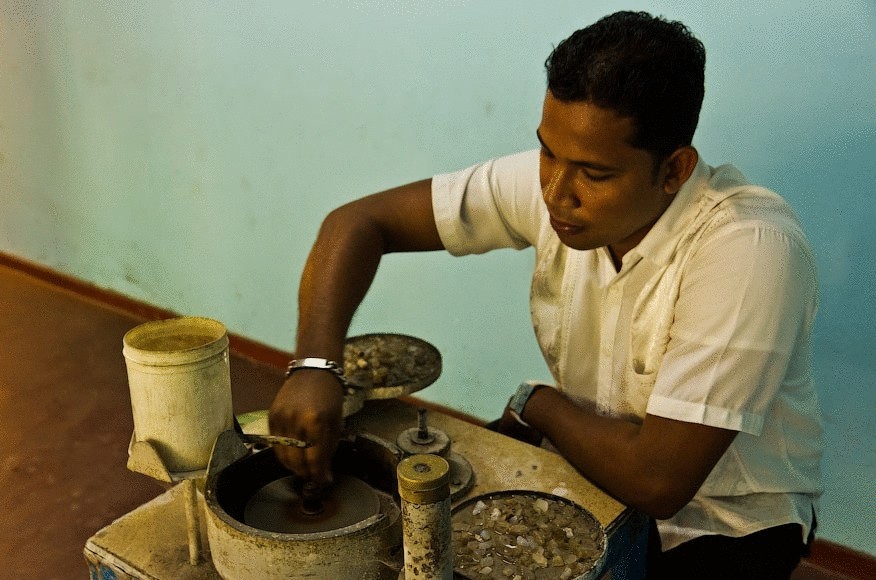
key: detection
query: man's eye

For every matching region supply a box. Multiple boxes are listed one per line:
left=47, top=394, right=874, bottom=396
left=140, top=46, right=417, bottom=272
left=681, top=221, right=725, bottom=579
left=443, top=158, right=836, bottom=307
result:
left=583, top=171, right=611, bottom=182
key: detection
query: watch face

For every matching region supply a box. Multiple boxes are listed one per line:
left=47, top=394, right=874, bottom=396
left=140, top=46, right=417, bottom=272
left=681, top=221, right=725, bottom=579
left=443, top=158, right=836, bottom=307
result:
left=510, top=382, right=535, bottom=415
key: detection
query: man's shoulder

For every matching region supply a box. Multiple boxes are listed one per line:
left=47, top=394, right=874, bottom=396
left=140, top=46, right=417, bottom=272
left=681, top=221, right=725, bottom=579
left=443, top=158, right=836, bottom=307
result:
left=697, top=164, right=808, bottom=243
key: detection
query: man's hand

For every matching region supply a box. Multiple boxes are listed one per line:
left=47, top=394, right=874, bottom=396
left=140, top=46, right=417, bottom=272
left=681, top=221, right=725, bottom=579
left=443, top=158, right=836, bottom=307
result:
left=492, top=399, right=544, bottom=447
left=268, top=370, right=345, bottom=485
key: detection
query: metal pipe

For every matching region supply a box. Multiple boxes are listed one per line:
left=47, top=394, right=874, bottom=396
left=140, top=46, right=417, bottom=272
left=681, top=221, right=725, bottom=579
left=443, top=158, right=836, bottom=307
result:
left=299, top=480, right=325, bottom=516
left=183, top=478, right=202, bottom=565
left=417, top=408, right=430, bottom=441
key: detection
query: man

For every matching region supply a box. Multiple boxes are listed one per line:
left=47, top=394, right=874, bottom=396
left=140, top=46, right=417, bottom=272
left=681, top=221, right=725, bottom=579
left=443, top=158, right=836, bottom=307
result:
left=269, top=11, right=822, bottom=578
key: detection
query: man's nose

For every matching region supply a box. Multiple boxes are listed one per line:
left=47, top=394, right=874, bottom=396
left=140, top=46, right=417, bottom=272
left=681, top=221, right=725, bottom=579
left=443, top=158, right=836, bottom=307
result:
left=542, top=165, right=577, bottom=208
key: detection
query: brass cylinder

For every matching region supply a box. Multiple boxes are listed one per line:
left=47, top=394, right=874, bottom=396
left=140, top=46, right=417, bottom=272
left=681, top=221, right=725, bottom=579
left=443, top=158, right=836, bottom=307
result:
left=397, top=454, right=453, bottom=579
left=397, top=454, right=451, bottom=504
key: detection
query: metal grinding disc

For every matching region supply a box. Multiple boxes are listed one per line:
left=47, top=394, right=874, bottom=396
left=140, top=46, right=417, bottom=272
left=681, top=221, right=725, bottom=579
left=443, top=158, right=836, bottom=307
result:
left=243, top=475, right=380, bottom=534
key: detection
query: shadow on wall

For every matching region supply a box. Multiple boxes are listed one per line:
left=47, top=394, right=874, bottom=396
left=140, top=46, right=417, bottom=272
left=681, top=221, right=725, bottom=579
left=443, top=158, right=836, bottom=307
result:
left=783, top=126, right=876, bottom=362
left=776, top=125, right=876, bottom=553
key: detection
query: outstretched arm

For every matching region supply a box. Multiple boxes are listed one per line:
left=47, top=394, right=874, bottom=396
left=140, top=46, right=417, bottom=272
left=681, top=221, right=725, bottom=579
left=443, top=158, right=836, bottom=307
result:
left=269, top=178, right=444, bottom=483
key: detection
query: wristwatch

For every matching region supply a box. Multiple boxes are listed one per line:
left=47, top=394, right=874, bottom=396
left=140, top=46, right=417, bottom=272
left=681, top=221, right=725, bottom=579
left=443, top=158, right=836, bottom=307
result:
left=507, top=381, right=551, bottom=427
left=284, top=357, right=348, bottom=387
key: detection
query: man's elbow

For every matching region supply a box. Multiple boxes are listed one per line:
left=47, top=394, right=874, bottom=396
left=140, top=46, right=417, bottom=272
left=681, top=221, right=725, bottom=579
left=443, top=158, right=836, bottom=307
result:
left=319, top=203, right=386, bottom=248
left=638, top=478, right=698, bottom=520
left=646, top=500, right=687, bottom=521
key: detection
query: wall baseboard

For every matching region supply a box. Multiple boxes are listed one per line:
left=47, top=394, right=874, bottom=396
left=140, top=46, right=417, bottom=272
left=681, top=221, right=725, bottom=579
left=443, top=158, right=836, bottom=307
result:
left=0, top=251, right=489, bottom=424
left=2, top=250, right=874, bottom=574
left=0, top=252, right=292, bottom=368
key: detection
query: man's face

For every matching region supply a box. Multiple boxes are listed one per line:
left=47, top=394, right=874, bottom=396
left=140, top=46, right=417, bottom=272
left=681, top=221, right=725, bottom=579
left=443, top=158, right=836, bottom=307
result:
left=537, top=92, right=676, bottom=260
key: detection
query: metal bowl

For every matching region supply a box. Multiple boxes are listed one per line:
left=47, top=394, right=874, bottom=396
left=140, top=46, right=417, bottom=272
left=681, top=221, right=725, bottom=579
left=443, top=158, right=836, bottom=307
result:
left=451, top=490, right=607, bottom=580
left=204, top=431, right=404, bottom=579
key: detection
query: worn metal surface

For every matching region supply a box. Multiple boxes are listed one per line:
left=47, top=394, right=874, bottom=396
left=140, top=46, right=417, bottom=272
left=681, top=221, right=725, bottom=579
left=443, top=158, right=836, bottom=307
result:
left=239, top=433, right=311, bottom=448
left=241, top=400, right=625, bottom=524
left=242, top=474, right=380, bottom=533
left=126, top=438, right=176, bottom=483
left=348, top=399, right=627, bottom=527
left=452, top=490, right=607, bottom=579
left=184, top=479, right=204, bottom=565
left=204, top=431, right=404, bottom=579
left=398, top=455, right=453, bottom=579
left=86, top=400, right=629, bottom=578
left=394, top=409, right=475, bottom=500
left=206, top=489, right=400, bottom=580
left=397, top=425, right=452, bottom=456
left=402, top=496, right=453, bottom=579
left=343, top=333, right=442, bottom=398
left=84, top=484, right=221, bottom=580
left=444, top=450, right=476, bottom=501
left=205, top=430, right=250, bottom=481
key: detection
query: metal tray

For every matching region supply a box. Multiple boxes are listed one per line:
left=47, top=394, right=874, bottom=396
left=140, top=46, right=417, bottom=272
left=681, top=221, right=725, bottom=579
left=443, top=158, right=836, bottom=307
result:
left=342, top=333, right=442, bottom=399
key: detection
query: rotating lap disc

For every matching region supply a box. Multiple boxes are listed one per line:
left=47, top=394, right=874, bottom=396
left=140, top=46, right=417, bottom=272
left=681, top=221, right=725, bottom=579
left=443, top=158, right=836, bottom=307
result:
left=243, top=475, right=380, bottom=534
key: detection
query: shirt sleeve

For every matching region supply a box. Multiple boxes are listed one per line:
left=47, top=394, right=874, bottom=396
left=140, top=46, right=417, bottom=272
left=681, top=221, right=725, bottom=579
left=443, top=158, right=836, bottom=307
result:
left=646, top=222, right=818, bottom=435
left=431, top=149, right=543, bottom=256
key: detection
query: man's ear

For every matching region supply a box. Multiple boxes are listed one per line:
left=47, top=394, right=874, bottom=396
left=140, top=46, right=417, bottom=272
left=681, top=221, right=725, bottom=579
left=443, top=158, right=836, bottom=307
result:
left=662, top=146, right=699, bottom=194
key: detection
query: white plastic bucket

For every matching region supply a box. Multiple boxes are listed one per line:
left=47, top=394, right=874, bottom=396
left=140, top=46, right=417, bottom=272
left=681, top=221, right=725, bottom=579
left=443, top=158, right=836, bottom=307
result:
left=123, top=317, right=233, bottom=473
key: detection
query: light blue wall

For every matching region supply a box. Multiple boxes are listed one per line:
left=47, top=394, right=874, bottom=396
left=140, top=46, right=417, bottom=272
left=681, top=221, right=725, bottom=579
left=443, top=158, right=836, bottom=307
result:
left=1, top=1, right=873, bottom=554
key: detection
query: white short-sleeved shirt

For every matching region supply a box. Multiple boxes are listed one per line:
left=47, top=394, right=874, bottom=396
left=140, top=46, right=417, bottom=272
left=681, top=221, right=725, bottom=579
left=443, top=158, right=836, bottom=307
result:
left=432, top=149, right=823, bottom=551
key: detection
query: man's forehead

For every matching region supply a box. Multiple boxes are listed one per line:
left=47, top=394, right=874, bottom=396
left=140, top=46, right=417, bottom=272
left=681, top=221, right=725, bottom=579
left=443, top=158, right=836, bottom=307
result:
left=538, top=93, right=640, bottom=165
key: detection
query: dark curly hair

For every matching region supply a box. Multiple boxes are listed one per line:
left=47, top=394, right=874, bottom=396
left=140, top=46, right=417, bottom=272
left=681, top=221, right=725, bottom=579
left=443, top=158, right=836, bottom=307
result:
left=546, top=11, right=705, bottom=160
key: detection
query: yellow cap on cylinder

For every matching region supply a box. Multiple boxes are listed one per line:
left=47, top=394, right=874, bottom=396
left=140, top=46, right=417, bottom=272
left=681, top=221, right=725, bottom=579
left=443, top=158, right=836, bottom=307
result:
left=397, top=454, right=450, bottom=505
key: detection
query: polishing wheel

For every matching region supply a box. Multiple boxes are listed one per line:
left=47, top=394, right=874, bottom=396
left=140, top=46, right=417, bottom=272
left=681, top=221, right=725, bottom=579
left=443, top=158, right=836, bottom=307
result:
left=243, top=475, right=380, bottom=534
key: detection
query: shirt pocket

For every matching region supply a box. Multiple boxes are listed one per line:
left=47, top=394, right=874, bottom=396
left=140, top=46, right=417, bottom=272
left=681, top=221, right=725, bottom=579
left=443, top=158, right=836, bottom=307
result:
left=623, top=363, right=657, bottom=419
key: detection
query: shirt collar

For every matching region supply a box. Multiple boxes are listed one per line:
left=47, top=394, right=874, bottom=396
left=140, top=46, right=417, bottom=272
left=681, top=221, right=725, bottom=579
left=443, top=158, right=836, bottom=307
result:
left=624, top=155, right=712, bottom=268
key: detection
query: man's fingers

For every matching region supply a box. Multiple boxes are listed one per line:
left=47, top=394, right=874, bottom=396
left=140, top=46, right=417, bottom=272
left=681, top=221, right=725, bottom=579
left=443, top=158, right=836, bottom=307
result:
left=270, top=422, right=336, bottom=483
left=305, top=445, right=333, bottom=486
left=273, top=439, right=305, bottom=474
left=268, top=371, right=344, bottom=482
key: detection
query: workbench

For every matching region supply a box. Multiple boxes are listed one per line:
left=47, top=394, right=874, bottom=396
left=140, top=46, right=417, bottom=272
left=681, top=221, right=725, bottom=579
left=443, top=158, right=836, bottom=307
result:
left=85, top=398, right=648, bottom=579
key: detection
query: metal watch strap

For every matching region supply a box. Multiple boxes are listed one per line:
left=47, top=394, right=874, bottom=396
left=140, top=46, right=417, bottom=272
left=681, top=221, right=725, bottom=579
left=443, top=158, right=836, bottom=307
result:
left=508, top=381, right=550, bottom=427
left=284, top=357, right=348, bottom=387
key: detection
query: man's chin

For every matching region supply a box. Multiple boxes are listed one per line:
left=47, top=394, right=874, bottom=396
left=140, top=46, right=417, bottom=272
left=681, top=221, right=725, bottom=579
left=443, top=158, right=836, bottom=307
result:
left=554, top=231, right=601, bottom=252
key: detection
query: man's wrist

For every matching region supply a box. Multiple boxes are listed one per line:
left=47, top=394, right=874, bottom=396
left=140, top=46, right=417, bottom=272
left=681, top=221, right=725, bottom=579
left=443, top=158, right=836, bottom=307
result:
left=285, top=358, right=348, bottom=391
left=508, top=381, right=552, bottom=427
left=520, top=383, right=553, bottom=427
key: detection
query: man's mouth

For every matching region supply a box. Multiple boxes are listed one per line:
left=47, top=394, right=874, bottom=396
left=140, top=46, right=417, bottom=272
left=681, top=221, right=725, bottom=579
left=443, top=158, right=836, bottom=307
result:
left=549, top=215, right=586, bottom=235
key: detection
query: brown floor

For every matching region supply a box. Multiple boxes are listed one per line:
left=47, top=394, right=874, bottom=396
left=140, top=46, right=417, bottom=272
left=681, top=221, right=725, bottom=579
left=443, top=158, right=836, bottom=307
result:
left=0, top=264, right=282, bottom=579
left=0, top=261, right=869, bottom=579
